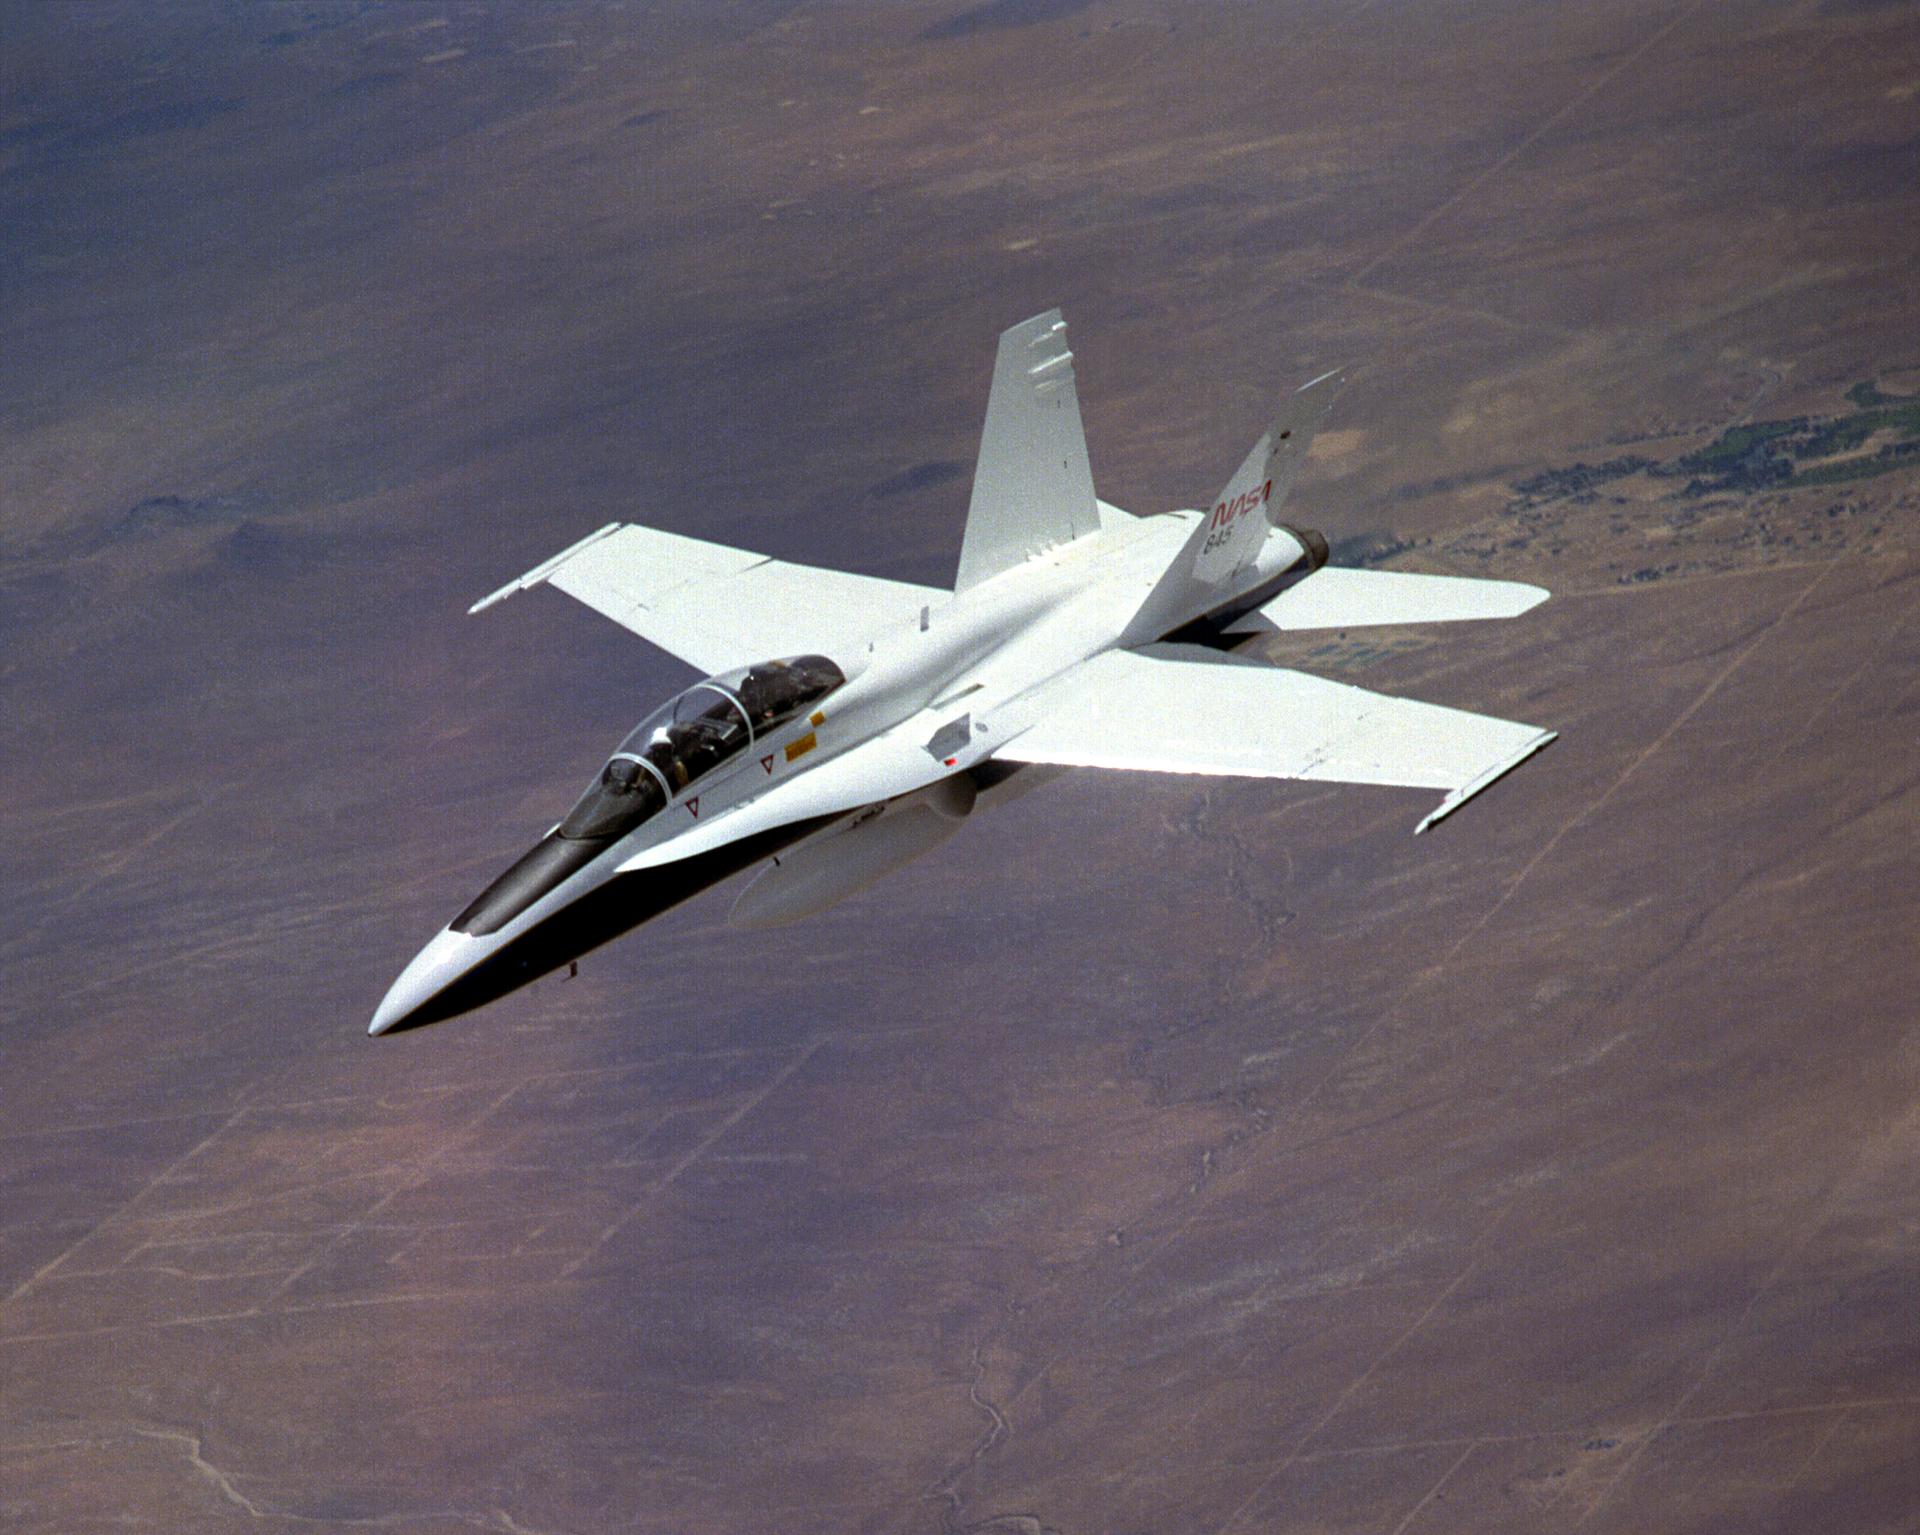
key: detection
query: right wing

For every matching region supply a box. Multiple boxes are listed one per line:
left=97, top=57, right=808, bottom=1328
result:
left=1227, top=567, right=1549, bottom=634
left=470, top=522, right=944, bottom=675
left=996, top=644, right=1554, bottom=834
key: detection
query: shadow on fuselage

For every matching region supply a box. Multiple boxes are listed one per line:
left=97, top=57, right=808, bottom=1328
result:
left=378, top=814, right=842, bottom=1034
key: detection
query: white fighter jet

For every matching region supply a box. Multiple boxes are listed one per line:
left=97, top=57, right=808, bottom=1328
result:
left=370, top=311, right=1553, bottom=1036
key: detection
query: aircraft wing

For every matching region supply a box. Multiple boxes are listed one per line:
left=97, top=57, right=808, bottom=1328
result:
left=995, top=644, right=1554, bottom=834
left=470, top=521, right=945, bottom=675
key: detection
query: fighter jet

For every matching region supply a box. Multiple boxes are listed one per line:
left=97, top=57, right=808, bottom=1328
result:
left=371, top=310, right=1554, bottom=1036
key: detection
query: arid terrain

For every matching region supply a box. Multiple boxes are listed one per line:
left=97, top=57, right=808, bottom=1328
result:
left=3, top=2, right=1919, bottom=1531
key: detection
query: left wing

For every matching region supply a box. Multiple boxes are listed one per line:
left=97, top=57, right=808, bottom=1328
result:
left=996, top=644, right=1554, bottom=834
left=470, top=522, right=944, bottom=675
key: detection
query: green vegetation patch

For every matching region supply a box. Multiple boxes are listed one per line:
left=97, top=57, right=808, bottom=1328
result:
left=1673, top=418, right=1805, bottom=475
left=1504, top=378, right=1920, bottom=518
left=1795, top=439, right=1920, bottom=486
left=1511, top=456, right=1654, bottom=502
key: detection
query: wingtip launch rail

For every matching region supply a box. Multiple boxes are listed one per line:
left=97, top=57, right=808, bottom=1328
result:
left=1412, top=729, right=1558, bottom=836
left=469, top=521, right=624, bottom=615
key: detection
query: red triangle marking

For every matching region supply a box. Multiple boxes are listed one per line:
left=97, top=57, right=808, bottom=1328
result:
left=686, top=796, right=700, bottom=818
left=760, top=754, right=775, bottom=774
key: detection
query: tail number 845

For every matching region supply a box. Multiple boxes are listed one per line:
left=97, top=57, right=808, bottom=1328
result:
left=1201, top=479, right=1272, bottom=554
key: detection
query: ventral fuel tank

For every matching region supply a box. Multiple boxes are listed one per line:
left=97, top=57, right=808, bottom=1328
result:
left=728, top=775, right=977, bottom=929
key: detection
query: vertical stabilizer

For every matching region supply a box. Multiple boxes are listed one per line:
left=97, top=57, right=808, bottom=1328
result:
left=1186, top=367, right=1345, bottom=586
left=1126, top=368, right=1345, bottom=641
left=954, top=310, right=1102, bottom=593
left=1195, top=367, right=1344, bottom=578
left=1254, top=368, right=1344, bottom=522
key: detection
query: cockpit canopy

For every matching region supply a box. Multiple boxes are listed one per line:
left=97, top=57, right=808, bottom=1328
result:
left=557, top=655, right=845, bottom=843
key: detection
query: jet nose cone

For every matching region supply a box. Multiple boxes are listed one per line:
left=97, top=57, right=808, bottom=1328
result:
left=369, top=929, right=484, bottom=1036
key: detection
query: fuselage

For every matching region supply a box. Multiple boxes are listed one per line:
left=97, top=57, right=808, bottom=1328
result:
left=369, top=510, right=1317, bottom=1035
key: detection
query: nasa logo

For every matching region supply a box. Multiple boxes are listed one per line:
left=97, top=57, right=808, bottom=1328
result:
left=1208, top=479, right=1272, bottom=530
left=1200, top=480, right=1273, bottom=555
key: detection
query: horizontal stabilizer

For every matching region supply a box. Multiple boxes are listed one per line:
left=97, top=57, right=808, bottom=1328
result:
left=1228, top=567, right=1548, bottom=633
left=470, top=521, right=943, bottom=675
left=996, top=644, right=1554, bottom=833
